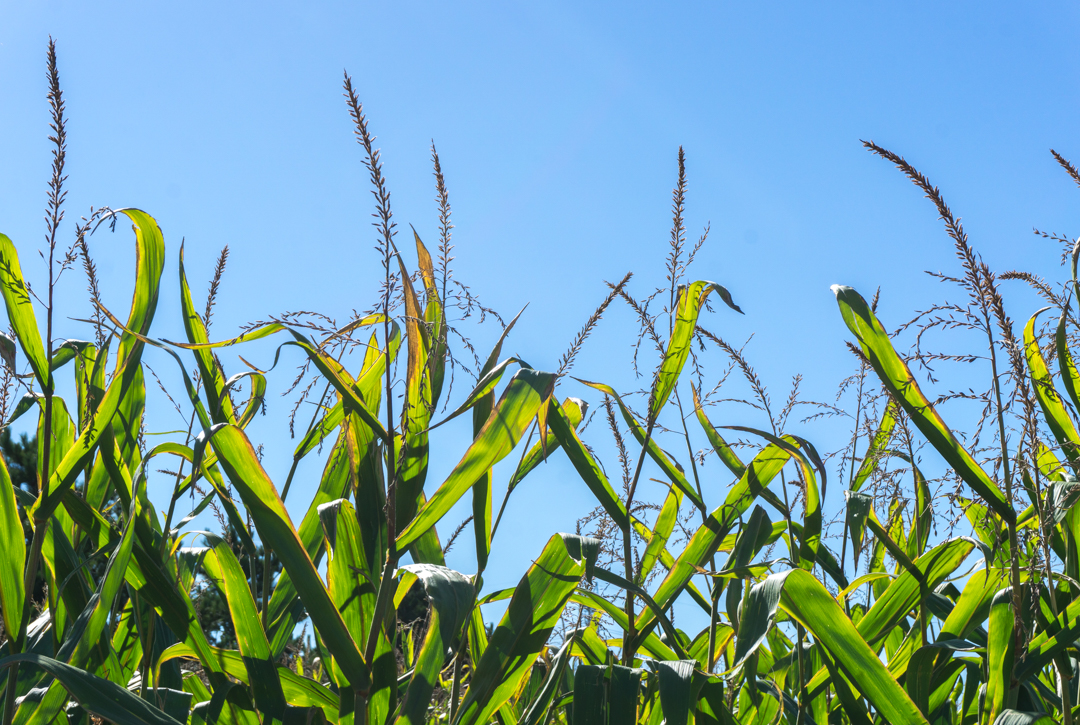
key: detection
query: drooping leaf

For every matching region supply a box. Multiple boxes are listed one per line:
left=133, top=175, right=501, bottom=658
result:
left=1024, top=307, right=1080, bottom=465
left=692, top=385, right=746, bottom=479
left=0, top=653, right=184, bottom=725
left=0, top=234, right=49, bottom=389
left=200, top=534, right=286, bottom=718
left=394, top=564, right=473, bottom=725
left=993, top=711, right=1055, bottom=725
left=652, top=660, right=700, bottom=725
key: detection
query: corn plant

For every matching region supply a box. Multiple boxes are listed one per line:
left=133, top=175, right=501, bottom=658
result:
left=8, top=39, right=1080, bottom=725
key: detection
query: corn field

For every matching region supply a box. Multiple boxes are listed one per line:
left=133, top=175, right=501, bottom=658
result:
left=3, top=41, right=1080, bottom=725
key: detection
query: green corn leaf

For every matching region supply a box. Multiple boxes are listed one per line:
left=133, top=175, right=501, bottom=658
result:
left=0, top=234, right=49, bottom=389
left=16, top=486, right=139, bottom=725
left=986, top=588, right=1017, bottom=724
left=168, top=318, right=391, bottom=443
left=110, top=599, right=142, bottom=687
left=158, top=643, right=337, bottom=719
left=724, top=426, right=823, bottom=568
left=429, top=358, right=526, bottom=433
left=993, top=711, right=1055, bottom=725
left=32, top=275, right=159, bottom=522
left=579, top=380, right=705, bottom=511
left=817, top=649, right=872, bottom=725
left=110, top=209, right=165, bottom=373
left=772, top=569, right=930, bottom=725
left=413, top=229, right=448, bottom=407
left=466, top=319, right=524, bottom=573
left=731, top=574, right=783, bottom=671
left=545, top=396, right=629, bottom=531
left=851, top=399, right=898, bottom=493
left=692, top=385, right=745, bottom=479
left=319, top=497, right=394, bottom=723
left=1014, top=585, right=1080, bottom=683
left=638, top=484, right=682, bottom=585
left=289, top=321, right=399, bottom=463
left=266, top=431, right=358, bottom=656
left=649, top=281, right=741, bottom=421
left=394, top=564, right=473, bottom=725
left=904, top=645, right=939, bottom=717
left=453, top=534, right=597, bottom=725
left=0, top=653, right=184, bottom=725
left=832, top=285, right=1014, bottom=523
left=939, top=567, right=1008, bottom=641
left=179, top=244, right=234, bottom=425
left=319, top=497, right=377, bottom=655
left=200, top=534, right=287, bottom=718
left=519, top=634, right=576, bottom=725
left=397, top=368, right=555, bottom=549
left=803, top=537, right=975, bottom=697
left=1055, top=310, right=1080, bottom=416
left=845, top=491, right=874, bottom=566
left=651, top=660, right=700, bottom=725
left=394, top=245, right=437, bottom=544
left=206, top=424, right=369, bottom=690
left=506, top=397, right=586, bottom=492
left=855, top=537, right=974, bottom=648
left=572, top=665, right=605, bottom=725
left=608, top=665, right=642, bottom=725
left=0, top=451, right=24, bottom=641
left=634, top=438, right=795, bottom=643
left=1025, top=307, right=1080, bottom=464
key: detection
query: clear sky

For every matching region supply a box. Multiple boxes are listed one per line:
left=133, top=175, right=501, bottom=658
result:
left=2, top=3, right=1079, bottom=627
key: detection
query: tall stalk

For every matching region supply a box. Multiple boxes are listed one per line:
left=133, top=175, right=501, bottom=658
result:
left=343, top=72, right=401, bottom=722
left=5, top=40, right=66, bottom=725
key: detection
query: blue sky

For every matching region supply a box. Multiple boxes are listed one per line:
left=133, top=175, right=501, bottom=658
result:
left=2, top=2, right=1079, bottom=627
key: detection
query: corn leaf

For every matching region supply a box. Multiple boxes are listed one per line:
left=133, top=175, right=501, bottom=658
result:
left=545, top=396, right=629, bottom=531
left=833, top=285, right=1014, bottom=523
left=986, top=588, right=1016, bottom=724
left=0, top=234, right=49, bottom=389
left=650, top=281, right=741, bottom=421
left=0, top=653, right=184, bottom=725
left=453, top=534, right=596, bottom=725
left=1025, top=307, right=1080, bottom=464
left=773, top=569, right=930, bottom=725
left=206, top=424, right=369, bottom=690
left=397, top=368, right=555, bottom=549
left=394, top=564, right=473, bottom=725
left=200, top=534, right=287, bottom=718
left=633, top=439, right=794, bottom=643
left=0, top=451, right=24, bottom=641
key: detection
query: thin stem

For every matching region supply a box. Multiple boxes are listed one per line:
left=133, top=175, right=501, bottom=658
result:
left=621, top=416, right=657, bottom=665
left=839, top=365, right=866, bottom=580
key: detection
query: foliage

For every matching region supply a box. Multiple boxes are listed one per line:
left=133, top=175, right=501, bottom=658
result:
left=7, top=39, right=1080, bottom=725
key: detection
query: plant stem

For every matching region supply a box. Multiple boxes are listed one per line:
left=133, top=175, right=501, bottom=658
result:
left=621, top=416, right=657, bottom=666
